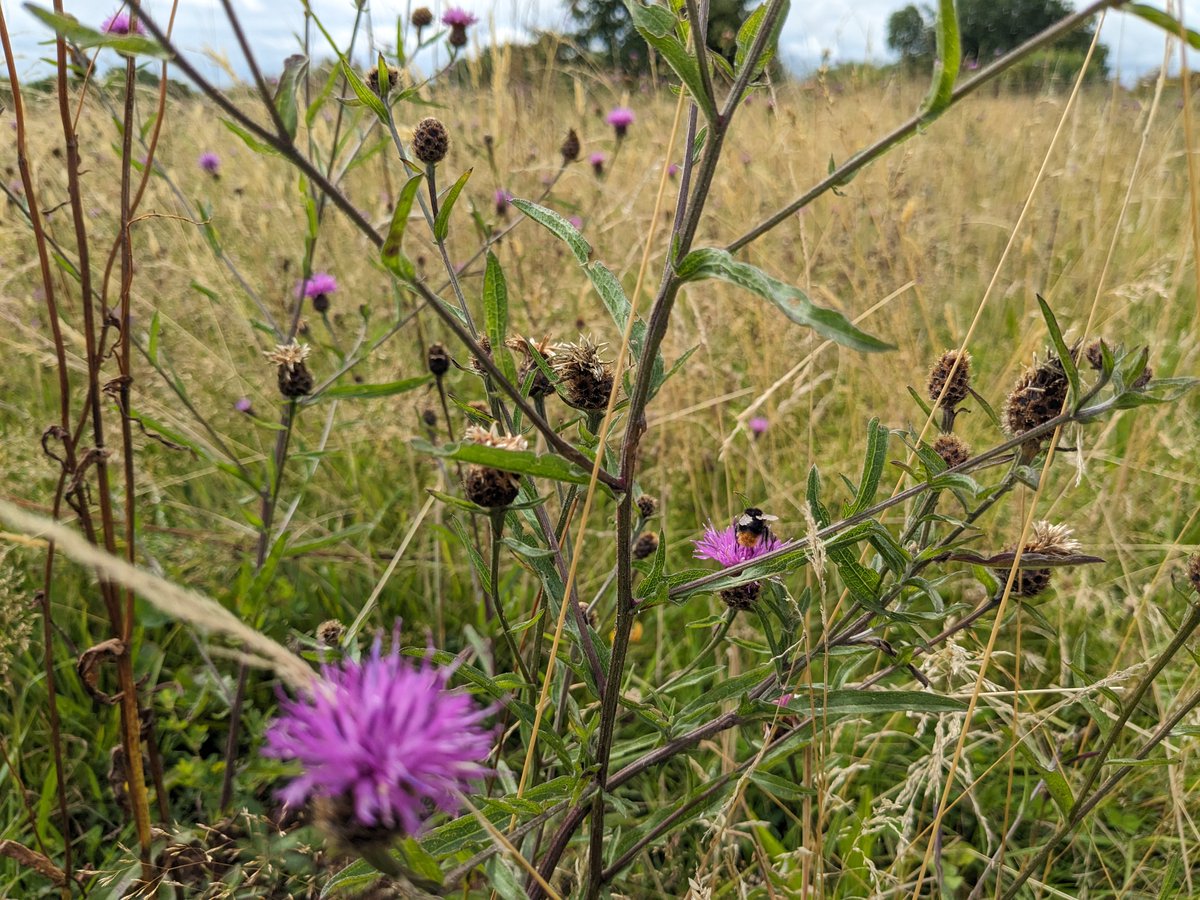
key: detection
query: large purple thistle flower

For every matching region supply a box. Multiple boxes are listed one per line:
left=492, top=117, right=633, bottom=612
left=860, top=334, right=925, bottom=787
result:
left=263, top=633, right=493, bottom=836
left=692, top=522, right=788, bottom=568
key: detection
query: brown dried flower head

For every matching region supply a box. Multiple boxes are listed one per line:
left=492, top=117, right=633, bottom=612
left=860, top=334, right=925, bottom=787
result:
left=1002, top=352, right=1071, bottom=438
left=365, top=64, right=399, bottom=95
left=552, top=335, right=615, bottom=411
left=469, top=335, right=493, bottom=376
left=927, top=349, right=971, bottom=408
left=427, top=342, right=450, bottom=377
left=932, top=433, right=970, bottom=469
left=410, top=6, right=433, bottom=28
left=463, top=426, right=528, bottom=508
left=413, top=117, right=449, bottom=164
left=1085, top=339, right=1107, bottom=371
left=1187, top=554, right=1200, bottom=594
left=316, top=619, right=345, bottom=646
left=264, top=340, right=314, bottom=398
left=507, top=335, right=556, bottom=398
left=633, top=532, right=660, bottom=561
left=636, top=494, right=659, bottom=519
left=577, top=601, right=598, bottom=630
left=720, top=581, right=761, bottom=610
left=560, top=128, right=581, bottom=164
left=997, top=520, right=1081, bottom=598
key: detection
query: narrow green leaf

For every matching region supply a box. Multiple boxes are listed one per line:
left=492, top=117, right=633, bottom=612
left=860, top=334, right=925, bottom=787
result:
left=309, top=374, right=431, bottom=402
left=25, top=4, right=171, bottom=58
left=843, top=418, right=889, bottom=516
left=1036, top=294, right=1081, bottom=402
left=411, top=439, right=601, bottom=489
left=511, top=198, right=591, bottom=265
left=780, top=688, right=966, bottom=716
left=381, top=174, right=424, bottom=281
left=623, top=1, right=718, bottom=123
left=273, top=54, right=308, bottom=141
left=483, top=253, right=518, bottom=384
left=734, top=0, right=789, bottom=80
left=221, top=118, right=279, bottom=156
left=147, top=312, right=162, bottom=366
left=434, top=168, right=473, bottom=241
left=340, top=58, right=390, bottom=124
left=748, top=770, right=815, bottom=801
left=676, top=248, right=891, bottom=353
left=920, top=0, right=961, bottom=121
left=1127, top=3, right=1200, bottom=49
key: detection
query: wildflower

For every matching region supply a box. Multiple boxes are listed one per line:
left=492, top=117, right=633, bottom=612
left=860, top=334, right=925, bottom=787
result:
left=552, top=336, right=615, bottom=411
left=463, top=425, right=527, bottom=509
left=298, top=272, right=337, bottom=314
left=927, top=349, right=971, bottom=409
left=421, top=408, right=438, bottom=428
left=589, top=152, right=606, bottom=177
left=932, top=433, right=970, bottom=468
left=234, top=397, right=253, bottom=414
left=411, top=7, right=433, bottom=29
left=636, top=494, right=658, bottom=519
left=633, top=532, right=659, bottom=560
left=442, top=7, right=477, bottom=47
left=263, top=629, right=492, bottom=843
left=413, top=117, right=450, bottom=165
left=101, top=12, right=145, bottom=35
left=667, top=163, right=680, bottom=178
left=568, top=215, right=584, bottom=230
left=694, top=519, right=790, bottom=611
left=494, top=188, right=512, bottom=216
left=315, top=620, right=345, bottom=646
left=1002, top=352, right=1072, bottom=439
left=264, top=340, right=314, bottom=399
left=366, top=64, right=399, bottom=96
left=198, top=152, right=220, bottom=176
left=748, top=416, right=769, bottom=436
left=427, top=342, right=451, bottom=377
left=507, top=336, right=555, bottom=399
left=1084, top=339, right=1108, bottom=371
left=577, top=601, right=598, bottom=629
left=468, top=334, right=493, bottom=376
left=995, top=521, right=1082, bottom=598
left=606, top=106, right=635, bottom=139
left=560, top=128, right=581, bottom=164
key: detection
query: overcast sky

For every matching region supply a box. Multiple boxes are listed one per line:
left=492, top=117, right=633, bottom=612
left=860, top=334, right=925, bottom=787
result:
left=4, top=0, right=1199, bottom=85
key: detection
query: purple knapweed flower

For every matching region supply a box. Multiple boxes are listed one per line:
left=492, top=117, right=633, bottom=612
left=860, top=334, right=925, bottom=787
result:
left=298, top=272, right=338, bottom=299
left=748, top=416, right=769, bottom=436
left=667, top=163, right=680, bottom=178
left=494, top=188, right=513, bottom=215
left=693, top=521, right=787, bottom=567
left=199, top=152, right=221, bottom=175
left=101, top=12, right=145, bottom=35
left=589, top=152, right=606, bottom=176
left=568, top=215, right=583, bottom=230
left=263, top=630, right=493, bottom=836
left=606, top=106, right=635, bottom=139
left=441, top=7, right=478, bottom=26
left=234, top=397, right=253, bottom=414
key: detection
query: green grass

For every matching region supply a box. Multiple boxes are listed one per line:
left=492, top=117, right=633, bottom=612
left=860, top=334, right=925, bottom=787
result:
left=2, top=53, right=1200, bottom=898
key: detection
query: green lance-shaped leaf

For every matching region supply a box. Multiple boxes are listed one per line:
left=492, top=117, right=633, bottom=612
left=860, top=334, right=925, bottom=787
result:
left=1127, top=4, right=1200, bottom=49
left=919, top=0, right=961, bottom=122
left=306, top=374, right=432, bottom=403
left=221, top=119, right=280, bottom=156
left=676, top=248, right=892, bottom=353
left=483, top=252, right=518, bottom=384
left=411, top=439, right=608, bottom=491
left=340, top=58, right=391, bottom=124
left=510, top=198, right=591, bottom=265
left=843, top=418, right=890, bottom=516
left=735, top=0, right=791, bottom=81
left=273, top=54, right=308, bottom=141
left=623, top=1, right=718, bottom=123
left=1035, top=293, right=1081, bottom=403
left=25, top=4, right=172, bottom=58
left=381, top=174, right=424, bottom=281
left=434, top=168, right=473, bottom=241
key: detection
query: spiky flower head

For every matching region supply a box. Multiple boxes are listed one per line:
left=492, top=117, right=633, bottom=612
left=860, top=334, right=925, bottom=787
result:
left=507, top=336, right=556, bottom=398
left=606, top=106, right=635, bottom=139
left=633, top=532, right=659, bottom=561
left=560, top=128, right=581, bottom=164
left=198, top=152, right=220, bottom=175
left=263, top=629, right=492, bottom=842
left=1085, top=339, right=1108, bottom=371
left=551, top=336, right=614, bottom=411
left=996, top=520, right=1082, bottom=598
left=315, top=620, right=345, bottom=647
left=720, top=582, right=761, bottom=611
left=636, top=494, right=659, bottom=519
left=366, top=64, right=399, bottom=96
left=927, top=349, right=971, bottom=408
left=413, top=117, right=450, bottom=165
left=693, top=522, right=788, bottom=568
left=411, top=6, right=433, bottom=28
left=102, top=12, right=145, bottom=35
left=265, top=340, right=314, bottom=398
left=932, top=433, right=970, bottom=468
left=463, top=426, right=528, bottom=508
left=1002, top=352, right=1072, bottom=439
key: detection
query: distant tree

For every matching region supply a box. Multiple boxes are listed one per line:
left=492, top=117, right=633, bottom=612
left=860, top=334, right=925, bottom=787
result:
left=569, top=0, right=753, bottom=74
left=887, top=0, right=1108, bottom=75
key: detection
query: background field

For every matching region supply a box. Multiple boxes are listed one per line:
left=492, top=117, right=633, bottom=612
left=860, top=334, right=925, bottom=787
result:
left=2, top=53, right=1200, bottom=897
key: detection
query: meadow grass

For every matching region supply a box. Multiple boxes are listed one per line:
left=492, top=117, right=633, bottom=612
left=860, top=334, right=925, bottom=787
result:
left=2, top=48, right=1199, bottom=897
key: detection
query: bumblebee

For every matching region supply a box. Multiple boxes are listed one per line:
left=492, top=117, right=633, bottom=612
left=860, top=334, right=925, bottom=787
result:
left=735, top=507, right=778, bottom=549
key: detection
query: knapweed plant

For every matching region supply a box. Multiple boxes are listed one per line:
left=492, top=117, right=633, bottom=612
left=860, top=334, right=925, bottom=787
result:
left=3, top=0, right=1200, bottom=897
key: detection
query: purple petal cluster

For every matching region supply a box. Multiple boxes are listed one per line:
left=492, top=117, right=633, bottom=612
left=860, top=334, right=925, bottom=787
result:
left=198, top=151, right=221, bottom=174
left=693, top=522, right=788, bottom=568
left=263, top=633, right=493, bottom=834
left=606, top=106, right=635, bottom=128
left=298, top=272, right=338, bottom=299
left=441, top=7, right=478, bottom=26
left=748, top=416, right=769, bottom=435
left=101, top=12, right=145, bottom=35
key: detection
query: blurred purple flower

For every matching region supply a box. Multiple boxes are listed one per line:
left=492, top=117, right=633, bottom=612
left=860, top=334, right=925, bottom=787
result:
left=101, top=12, right=144, bottom=35
left=494, top=188, right=512, bottom=215
left=235, top=397, right=253, bottom=414
left=748, top=416, right=769, bottom=435
left=568, top=215, right=583, bottom=230
left=199, top=152, right=221, bottom=175
left=441, top=7, right=477, bottom=26
left=589, top=152, right=606, bottom=176
left=667, top=163, right=680, bottom=178
left=263, top=630, right=493, bottom=834
left=298, top=272, right=338, bottom=299
left=693, top=522, right=788, bottom=568
left=606, top=106, right=635, bottom=139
